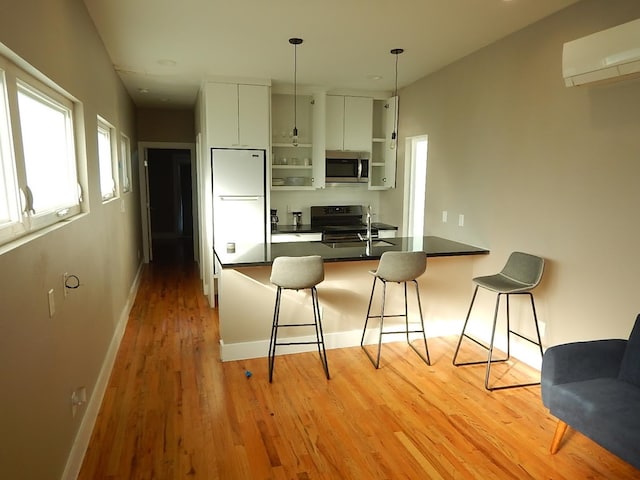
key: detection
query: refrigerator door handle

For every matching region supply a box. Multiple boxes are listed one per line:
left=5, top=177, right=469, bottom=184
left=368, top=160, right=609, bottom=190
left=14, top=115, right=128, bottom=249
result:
left=219, top=196, right=262, bottom=201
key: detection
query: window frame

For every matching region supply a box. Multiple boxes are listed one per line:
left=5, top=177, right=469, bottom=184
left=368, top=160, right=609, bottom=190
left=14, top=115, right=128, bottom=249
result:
left=0, top=49, right=84, bottom=248
left=0, top=66, right=23, bottom=244
left=120, top=132, right=132, bottom=193
left=97, top=115, right=118, bottom=202
left=16, top=79, right=80, bottom=228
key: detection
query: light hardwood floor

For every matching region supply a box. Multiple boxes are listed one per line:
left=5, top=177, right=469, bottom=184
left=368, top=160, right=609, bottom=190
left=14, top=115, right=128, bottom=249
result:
left=78, top=261, right=639, bottom=479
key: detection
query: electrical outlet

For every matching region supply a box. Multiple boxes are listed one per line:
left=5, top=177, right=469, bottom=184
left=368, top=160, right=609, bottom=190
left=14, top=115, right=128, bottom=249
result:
left=71, top=386, right=87, bottom=418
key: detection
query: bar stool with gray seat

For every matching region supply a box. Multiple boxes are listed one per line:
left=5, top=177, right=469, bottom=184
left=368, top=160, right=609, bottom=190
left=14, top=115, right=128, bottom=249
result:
left=361, top=251, right=431, bottom=368
left=452, top=251, right=545, bottom=391
left=268, top=255, right=330, bottom=383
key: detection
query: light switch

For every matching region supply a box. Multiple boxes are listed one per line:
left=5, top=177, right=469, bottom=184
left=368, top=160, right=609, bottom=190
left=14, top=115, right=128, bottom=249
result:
left=458, top=214, right=465, bottom=227
left=48, top=289, right=55, bottom=317
left=442, top=211, right=448, bottom=223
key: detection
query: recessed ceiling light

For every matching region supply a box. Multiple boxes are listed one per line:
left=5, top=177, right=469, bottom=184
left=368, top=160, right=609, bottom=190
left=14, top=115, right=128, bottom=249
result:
left=367, top=74, right=383, bottom=81
left=157, top=59, right=177, bottom=67
left=138, top=88, right=149, bottom=94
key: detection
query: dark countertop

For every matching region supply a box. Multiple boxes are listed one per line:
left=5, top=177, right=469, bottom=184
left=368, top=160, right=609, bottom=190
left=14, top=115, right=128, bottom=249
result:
left=272, top=222, right=398, bottom=235
left=215, top=235, right=488, bottom=268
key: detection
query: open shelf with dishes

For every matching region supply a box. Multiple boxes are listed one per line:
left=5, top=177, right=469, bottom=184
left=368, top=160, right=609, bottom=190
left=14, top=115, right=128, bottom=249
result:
left=271, top=92, right=317, bottom=190
left=271, top=143, right=314, bottom=189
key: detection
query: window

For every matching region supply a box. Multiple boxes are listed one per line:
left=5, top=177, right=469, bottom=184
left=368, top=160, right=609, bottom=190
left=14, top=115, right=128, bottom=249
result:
left=120, top=133, right=132, bottom=193
left=17, top=82, right=78, bottom=216
left=0, top=51, right=82, bottom=247
left=97, top=116, right=117, bottom=201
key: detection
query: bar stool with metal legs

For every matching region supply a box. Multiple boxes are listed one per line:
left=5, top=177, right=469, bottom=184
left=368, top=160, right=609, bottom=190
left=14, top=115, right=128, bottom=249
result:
left=268, top=255, right=330, bottom=383
left=452, top=251, right=545, bottom=391
left=361, top=251, right=431, bottom=368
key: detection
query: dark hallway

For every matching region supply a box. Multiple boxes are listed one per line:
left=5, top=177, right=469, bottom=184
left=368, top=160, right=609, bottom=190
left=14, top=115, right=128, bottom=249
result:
left=147, top=148, right=195, bottom=264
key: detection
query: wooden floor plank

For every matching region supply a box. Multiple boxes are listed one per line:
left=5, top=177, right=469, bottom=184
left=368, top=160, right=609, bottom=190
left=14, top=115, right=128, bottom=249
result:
left=77, top=262, right=639, bottom=479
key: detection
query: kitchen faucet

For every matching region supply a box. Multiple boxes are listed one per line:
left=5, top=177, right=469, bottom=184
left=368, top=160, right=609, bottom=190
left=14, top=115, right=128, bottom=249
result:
left=358, top=205, right=373, bottom=243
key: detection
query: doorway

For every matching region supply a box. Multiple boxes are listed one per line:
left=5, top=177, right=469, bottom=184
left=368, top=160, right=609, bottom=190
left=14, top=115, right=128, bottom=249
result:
left=139, top=143, right=197, bottom=264
left=403, top=135, right=428, bottom=238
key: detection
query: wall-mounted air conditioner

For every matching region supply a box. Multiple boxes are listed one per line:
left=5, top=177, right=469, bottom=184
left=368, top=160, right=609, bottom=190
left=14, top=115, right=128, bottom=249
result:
left=562, top=18, right=640, bottom=87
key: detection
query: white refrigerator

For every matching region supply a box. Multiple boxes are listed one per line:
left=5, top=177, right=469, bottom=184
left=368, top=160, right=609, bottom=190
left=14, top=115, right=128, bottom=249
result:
left=211, top=148, right=267, bottom=252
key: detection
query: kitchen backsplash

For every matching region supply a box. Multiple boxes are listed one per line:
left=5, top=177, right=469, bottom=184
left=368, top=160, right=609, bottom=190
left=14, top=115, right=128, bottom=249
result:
left=270, top=188, right=381, bottom=225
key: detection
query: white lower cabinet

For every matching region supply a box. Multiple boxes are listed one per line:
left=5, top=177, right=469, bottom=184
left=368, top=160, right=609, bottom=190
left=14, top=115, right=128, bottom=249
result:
left=377, top=229, right=397, bottom=239
left=271, top=232, right=322, bottom=243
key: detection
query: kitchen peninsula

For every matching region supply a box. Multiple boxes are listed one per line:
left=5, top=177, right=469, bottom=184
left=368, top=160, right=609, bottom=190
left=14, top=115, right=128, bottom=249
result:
left=215, top=236, right=488, bottom=361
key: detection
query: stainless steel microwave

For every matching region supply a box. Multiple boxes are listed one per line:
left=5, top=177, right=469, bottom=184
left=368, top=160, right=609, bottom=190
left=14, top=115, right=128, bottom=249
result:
left=325, top=151, right=369, bottom=184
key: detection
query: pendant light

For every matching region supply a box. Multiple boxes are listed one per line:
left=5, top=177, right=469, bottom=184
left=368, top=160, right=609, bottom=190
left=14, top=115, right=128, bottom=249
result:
left=390, top=48, right=404, bottom=150
left=289, top=37, right=303, bottom=146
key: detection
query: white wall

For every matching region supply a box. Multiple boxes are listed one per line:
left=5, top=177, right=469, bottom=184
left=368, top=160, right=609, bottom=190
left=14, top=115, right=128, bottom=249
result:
left=0, top=1, right=140, bottom=478
left=395, top=0, right=640, bottom=347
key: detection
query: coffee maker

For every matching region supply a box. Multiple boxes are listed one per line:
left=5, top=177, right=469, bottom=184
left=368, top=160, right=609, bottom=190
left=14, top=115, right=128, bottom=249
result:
left=270, top=209, right=278, bottom=231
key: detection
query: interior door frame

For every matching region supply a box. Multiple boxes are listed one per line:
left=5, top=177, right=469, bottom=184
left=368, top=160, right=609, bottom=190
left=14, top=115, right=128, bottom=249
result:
left=402, top=135, right=429, bottom=237
left=138, top=141, right=197, bottom=263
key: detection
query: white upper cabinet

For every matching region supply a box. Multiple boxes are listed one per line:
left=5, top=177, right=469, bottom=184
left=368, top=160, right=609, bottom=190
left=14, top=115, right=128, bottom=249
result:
left=325, top=95, right=344, bottom=150
left=311, top=92, right=326, bottom=189
left=325, top=95, right=372, bottom=152
left=238, top=84, right=269, bottom=147
left=206, top=82, right=269, bottom=148
left=370, top=96, right=398, bottom=189
left=344, top=96, right=373, bottom=151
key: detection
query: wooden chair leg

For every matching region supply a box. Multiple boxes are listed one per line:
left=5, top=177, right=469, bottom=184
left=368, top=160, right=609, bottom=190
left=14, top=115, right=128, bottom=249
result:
left=550, top=420, right=568, bottom=454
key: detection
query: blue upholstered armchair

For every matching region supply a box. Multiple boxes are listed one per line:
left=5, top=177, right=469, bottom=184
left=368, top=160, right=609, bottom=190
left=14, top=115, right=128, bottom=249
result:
left=541, top=313, right=640, bottom=470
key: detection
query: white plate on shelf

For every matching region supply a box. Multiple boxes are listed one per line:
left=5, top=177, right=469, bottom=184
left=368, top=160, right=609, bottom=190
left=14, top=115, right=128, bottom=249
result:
left=285, top=177, right=305, bottom=186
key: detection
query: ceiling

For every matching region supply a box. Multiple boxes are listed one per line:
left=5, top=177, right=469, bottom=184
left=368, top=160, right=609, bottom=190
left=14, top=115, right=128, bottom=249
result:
left=82, top=0, right=580, bottom=108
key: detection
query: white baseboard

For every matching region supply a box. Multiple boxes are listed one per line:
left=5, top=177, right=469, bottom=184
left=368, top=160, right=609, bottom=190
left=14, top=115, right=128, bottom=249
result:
left=220, top=320, right=542, bottom=371
left=61, top=263, right=143, bottom=480
left=220, top=320, right=463, bottom=362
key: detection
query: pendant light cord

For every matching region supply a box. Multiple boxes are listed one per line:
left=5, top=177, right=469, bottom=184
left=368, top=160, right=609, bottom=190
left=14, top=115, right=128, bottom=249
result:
left=390, top=48, right=404, bottom=149
left=289, top=38, right=303, bottom=145
left=390, top=48, right=403, bottom=145
left=394, top=53, right=399, bottom=98
left=294, top=43, right=297, bottom=133
left=393, top=53, right=398, bottom=140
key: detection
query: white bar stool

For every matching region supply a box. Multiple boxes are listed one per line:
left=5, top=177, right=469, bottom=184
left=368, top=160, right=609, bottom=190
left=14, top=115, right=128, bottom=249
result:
left=268, top=255, right=330, bottom=382
left=361, top=251, right=431, bottom=368
left=452, top=251, right=545, bottom=391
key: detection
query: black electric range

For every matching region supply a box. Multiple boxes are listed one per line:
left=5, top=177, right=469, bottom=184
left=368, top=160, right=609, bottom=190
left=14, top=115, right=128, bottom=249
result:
left=310, top=205, right=378, bottom=242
